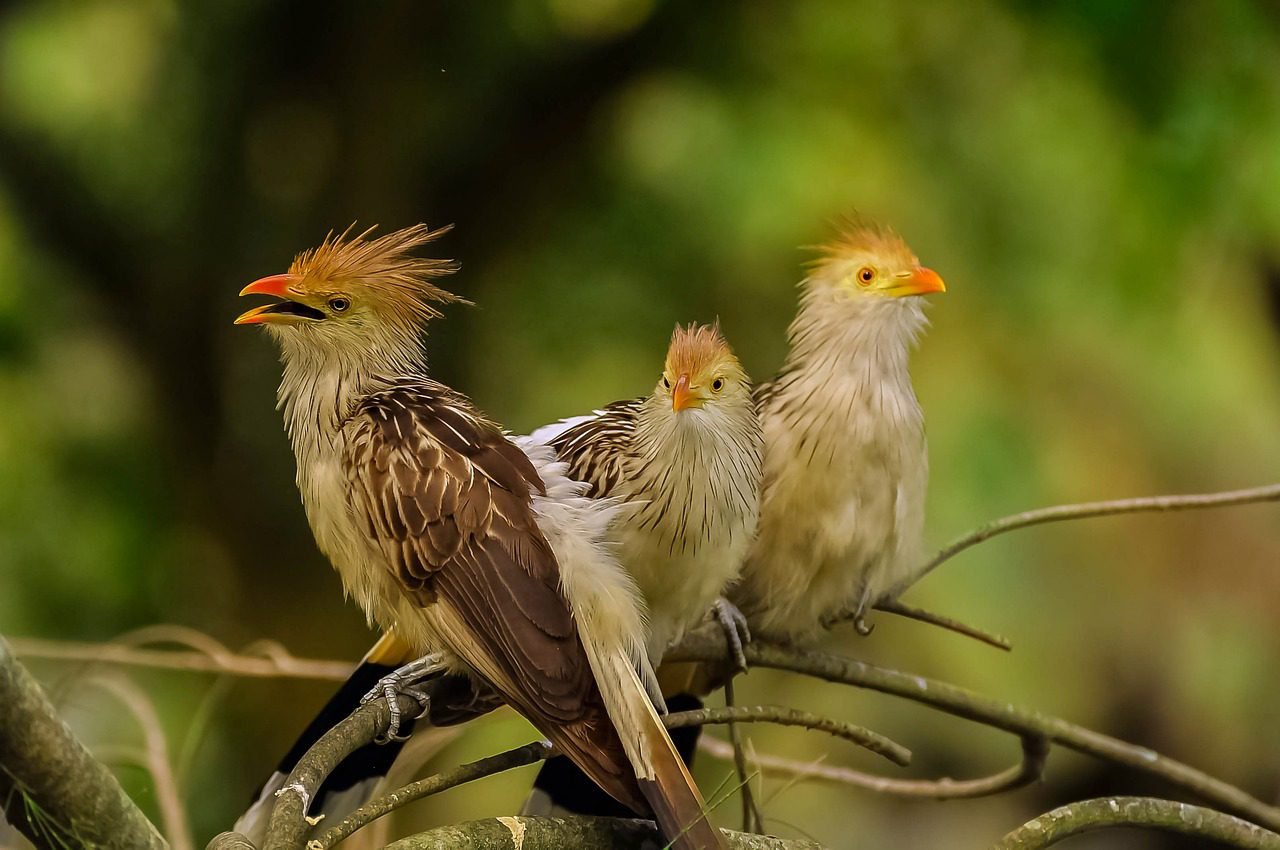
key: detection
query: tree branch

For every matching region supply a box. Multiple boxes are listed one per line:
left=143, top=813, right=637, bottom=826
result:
left=379, top=816, right=822, bottom=849
left=10, top=635, right=353, bottom=681
left=310, top=704, right=905, bottom=848
left=884, top=483, right=1280, bottom=600
left=664, top=705, right=910, bottom=767
left=313, top=741, right=553, bottom=849
left=667, top=625, right=1280, bottom=832
left=260, top=694, right=423, bottom=850
left=721, top=677, right=763, bottom=833
left=870, top=599, right=1012, bottom=651
left=993, top=797, right=1280, bottom=849
left=698, top=733, right=1048, bottom=799
left=0, top=636, right=167, bottom=850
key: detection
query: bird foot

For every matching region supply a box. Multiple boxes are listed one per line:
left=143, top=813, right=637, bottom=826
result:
left=712, top=597, right=752, bottom=673
left=821, top=607, right=875, bottom=636
left=361, top=653, right=445, bottom=743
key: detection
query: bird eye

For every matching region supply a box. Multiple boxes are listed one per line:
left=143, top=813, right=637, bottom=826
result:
left=856, top=267, right=875, bottom=286
left=328, top=297, right=350, bottom=313
left=712, top=377, right=725, bottom=392
left=662, top=376, right=671, bottom=389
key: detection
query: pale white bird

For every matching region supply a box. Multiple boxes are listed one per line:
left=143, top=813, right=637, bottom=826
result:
left=731, top=218, right=945, bottom=645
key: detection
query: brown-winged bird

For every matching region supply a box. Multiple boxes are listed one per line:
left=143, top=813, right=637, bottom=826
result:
left=233, top=224, right=726, bottom=850
left=523, top=322, right=762, bottom=664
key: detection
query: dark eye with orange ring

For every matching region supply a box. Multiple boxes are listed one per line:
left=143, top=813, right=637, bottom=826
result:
left=857, top=267, right=875, bottom=285
left=328, top=297, right=350, bottom=312
left=712, top=377, right=725, bottom=392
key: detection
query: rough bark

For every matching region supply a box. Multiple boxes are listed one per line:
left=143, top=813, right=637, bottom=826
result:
left=0, top=636, right=168, bottom=850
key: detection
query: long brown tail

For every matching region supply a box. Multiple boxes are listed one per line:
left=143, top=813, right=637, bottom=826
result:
left=594, top=651, right=727, bottom=850
left=632, top=677, right=725, bottom=848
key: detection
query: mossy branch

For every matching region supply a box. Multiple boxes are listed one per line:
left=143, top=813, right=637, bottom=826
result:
left=993, top=797, right=1280, bottom=849
left=0, top=636, right=168, bottom=850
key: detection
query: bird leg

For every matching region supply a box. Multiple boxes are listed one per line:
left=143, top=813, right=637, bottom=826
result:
left=711, top=597, right=752, bottom=672
left=360, top=653, right=446, bottom=743
left=822, top=587, right=877, bottom=635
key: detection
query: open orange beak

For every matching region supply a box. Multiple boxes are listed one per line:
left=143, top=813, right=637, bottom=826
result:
left=884, top=265, right=946, bottom=297
left=672, top=373, right=696, bottom=412
left=235, top=274, right=324, bottom=325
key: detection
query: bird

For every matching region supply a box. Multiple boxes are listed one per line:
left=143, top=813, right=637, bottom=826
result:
left=520, top=322, right=762, bottom=817
left=523, top=321, right=763, bottom=665
left=730, top=217, right=945, bottom=645
left=232, top=223, right=726, bottom=850
left=236, top=321, right=762, bottom=832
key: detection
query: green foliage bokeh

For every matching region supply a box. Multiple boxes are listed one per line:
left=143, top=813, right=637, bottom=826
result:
left=1, top=1, right=1278, bottom=847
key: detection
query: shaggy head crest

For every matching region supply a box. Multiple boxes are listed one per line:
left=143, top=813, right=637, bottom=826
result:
left=664, top=322, right=740, bottom=382
left=811, top=214, right=918, bottom=275
left=289, top=223, right=466, bottom=321
left=800, top=213, right=945, bottom=300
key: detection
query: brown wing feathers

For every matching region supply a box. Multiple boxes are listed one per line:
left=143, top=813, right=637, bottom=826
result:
left=343, top=381, right=647, bottom=812
left=545, top=399, right=643, bottom=497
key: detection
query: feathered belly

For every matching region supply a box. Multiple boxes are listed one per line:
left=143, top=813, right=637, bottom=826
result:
left=617, top=513, right=750, bottom=660
left=736, top=447, right=920, bottom=643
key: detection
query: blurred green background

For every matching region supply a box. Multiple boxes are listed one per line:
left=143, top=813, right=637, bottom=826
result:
left=2, top=1, right=1279, bottom=848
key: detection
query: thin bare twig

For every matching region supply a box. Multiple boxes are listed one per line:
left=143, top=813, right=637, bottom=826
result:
left=668, top=625, right=1280, bottom=832
left=698, top=733, right=1047, bottom=799
left=884, top=483, right=1280, bottom=600
left=311, top=741, right=553, bottom=849
left=309, top=704, right=904, bottom=848
left=665, top=705, right=910, bottom=767
left=11, top=636, right=352, bottom=681
left=993, top=797, right=1280, bottom=849
left=90, top=675, right=193, bottom=850
left=871, top=599, right=1012, bottom=651
left=722, top=677, right=764, bottom=833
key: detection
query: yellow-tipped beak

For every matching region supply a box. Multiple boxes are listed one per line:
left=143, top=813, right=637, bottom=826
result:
left=672, top=373, right=696, bottom=412
left=235, top=274, right=322, bottom=325
left=883, top=265, right=946, bottom=297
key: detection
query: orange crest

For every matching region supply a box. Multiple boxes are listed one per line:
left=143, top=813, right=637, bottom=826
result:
left=664, top=322, right=736, bottom=380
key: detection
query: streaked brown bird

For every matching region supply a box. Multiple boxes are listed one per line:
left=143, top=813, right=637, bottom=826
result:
left=524, top=322, right=763, bottom=664
left=239, top=322, right=762, bottom=831
left=731, top=218, right=946, bottom=644
left=232, top=224, right=726, bottom=850
left=521, top=322, right=761, bottom=817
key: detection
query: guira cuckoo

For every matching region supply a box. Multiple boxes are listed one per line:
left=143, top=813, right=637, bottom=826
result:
left=239, top=323, right=762, bottom=831
left=732, top=217, right=945, bottom=643
left=524, top=321, right=762, bottom=664
left=232, top=224, right=725, bottom=850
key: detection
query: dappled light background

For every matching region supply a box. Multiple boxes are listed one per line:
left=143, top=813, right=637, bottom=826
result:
left=2, top=1, right=1279, bottom=847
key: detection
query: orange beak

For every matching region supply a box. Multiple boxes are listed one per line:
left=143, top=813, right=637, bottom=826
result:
left=884, top=265, right=946, bottom=297
left=235, top=274, right=319, bottom=325
left=672, top=373, right=695, bottom=412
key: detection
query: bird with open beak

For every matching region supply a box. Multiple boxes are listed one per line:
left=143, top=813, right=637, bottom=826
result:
left=233, top=224, right=726, bottom=850
left=731, top=216, right=946, bottom=644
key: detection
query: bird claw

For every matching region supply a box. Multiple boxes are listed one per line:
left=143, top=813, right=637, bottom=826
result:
left=712, top=598, right=752, bottom=673
left=822, top=586, right=876, bottom=636
left=361, top=653, right=444, bottom=743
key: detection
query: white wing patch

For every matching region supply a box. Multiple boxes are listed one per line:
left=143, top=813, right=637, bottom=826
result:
left=525, top=412, right=606, bottom=445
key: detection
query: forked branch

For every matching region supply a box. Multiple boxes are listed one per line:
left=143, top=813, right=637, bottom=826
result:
left=667, top=625, right=1280, bottom=832
left=885, top=482, right=1280, bottom=600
